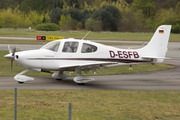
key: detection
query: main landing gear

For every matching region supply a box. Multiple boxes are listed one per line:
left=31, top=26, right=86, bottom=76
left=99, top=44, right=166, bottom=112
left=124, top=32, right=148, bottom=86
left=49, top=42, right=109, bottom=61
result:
left=73, top=68, right=94, bottom=85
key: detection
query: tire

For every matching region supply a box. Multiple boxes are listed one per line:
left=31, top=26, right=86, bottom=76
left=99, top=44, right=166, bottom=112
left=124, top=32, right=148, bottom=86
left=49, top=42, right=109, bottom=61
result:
left=18, top=81, right=24, bottom=84
left=78, top=83, right=85, bottom=85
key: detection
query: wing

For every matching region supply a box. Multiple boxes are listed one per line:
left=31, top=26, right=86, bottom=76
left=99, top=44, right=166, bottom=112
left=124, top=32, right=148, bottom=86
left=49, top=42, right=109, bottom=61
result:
left=58, top=61, right=117, bottom=71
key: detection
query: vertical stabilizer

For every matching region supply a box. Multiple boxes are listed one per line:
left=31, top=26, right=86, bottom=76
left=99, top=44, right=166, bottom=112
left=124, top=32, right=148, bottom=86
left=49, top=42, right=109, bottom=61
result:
left=141, top=25, right=171, bottom=62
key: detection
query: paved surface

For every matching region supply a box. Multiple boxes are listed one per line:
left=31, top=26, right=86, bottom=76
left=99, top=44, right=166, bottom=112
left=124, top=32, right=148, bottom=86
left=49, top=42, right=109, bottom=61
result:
left=0, top=37, right=36, bottom=40
left=0, top=67, right=180, bottom=90
left=0, top=41, right=180, bottom=90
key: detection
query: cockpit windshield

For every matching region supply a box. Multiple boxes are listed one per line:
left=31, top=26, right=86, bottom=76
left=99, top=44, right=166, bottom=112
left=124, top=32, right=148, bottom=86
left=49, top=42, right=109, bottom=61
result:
left=41, top=41, right=60, bottom=52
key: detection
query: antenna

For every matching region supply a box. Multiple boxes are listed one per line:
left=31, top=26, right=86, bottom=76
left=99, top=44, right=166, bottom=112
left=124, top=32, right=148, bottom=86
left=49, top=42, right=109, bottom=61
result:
left=82, top=31, right=91, bottom=40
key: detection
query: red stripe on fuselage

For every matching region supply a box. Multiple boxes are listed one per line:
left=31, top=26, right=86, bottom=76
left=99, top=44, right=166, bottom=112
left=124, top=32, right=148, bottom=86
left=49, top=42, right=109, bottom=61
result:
left=28, top=58, right=150, bottom=63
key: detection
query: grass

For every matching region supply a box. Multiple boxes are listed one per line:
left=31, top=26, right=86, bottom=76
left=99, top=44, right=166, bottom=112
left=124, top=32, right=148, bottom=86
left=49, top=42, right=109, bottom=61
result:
left=0, top=39, right=45, bottom=44
left=1, top=50, right=174, bottom=76
left=0, top=39, right=145, bottom=45
left=0, top=29, right=179, bottom=42
left=0, top=90, right=180, bottom=120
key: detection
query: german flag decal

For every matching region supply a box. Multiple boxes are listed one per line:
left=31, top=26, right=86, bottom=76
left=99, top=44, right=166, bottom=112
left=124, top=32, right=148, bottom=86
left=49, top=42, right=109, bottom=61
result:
left=159, top=30, right=164, bottom=33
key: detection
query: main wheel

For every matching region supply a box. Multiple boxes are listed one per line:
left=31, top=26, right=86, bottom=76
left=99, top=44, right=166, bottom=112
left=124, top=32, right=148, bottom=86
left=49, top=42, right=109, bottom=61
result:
left=18, top=81, right=24, bottom=84
left=56, top=79, right=62, bottom=81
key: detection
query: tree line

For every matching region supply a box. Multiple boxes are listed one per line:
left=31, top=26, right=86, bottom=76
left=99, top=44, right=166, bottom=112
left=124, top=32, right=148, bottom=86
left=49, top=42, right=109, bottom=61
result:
left=0, top=0, right=179, bottom=33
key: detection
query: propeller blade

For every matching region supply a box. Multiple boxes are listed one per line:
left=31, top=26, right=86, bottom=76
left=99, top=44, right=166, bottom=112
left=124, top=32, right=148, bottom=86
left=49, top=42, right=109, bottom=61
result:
left=11, top=60, right=13, bottom=72
left=8, top=45, right=12, bottom=54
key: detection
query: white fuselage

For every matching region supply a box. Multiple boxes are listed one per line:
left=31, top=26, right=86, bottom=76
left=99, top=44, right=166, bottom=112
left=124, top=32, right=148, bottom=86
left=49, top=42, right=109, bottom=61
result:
left=13, top=39, right=148, bottom=71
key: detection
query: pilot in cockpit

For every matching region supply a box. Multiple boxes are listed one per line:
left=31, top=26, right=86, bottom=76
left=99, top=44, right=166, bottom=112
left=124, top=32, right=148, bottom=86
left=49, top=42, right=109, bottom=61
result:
left=62, top=42, right=72, bottom=52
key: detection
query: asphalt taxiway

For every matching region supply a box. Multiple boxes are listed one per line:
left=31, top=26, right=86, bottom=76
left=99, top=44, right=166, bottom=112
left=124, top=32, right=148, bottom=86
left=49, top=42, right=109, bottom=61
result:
left=0, top=41, right=180, bottom=90
left=0, top=66, right=180, bottom=90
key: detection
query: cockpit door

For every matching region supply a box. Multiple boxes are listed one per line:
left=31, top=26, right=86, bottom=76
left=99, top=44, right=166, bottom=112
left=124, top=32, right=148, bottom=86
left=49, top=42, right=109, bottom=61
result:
left=60, top=41, right=79, bottom=58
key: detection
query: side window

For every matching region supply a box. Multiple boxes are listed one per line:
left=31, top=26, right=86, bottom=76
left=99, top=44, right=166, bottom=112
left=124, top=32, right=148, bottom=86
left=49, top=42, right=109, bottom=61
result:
left=62, top=42, right=79, bottom=53
left=81, top=43, right=97, bottom=53
left=41, top=41, right=60, bottom=52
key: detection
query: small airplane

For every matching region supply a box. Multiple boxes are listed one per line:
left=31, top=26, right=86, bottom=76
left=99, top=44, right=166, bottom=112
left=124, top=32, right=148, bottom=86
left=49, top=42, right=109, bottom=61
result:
left=4, top=25, right=171, bottom=85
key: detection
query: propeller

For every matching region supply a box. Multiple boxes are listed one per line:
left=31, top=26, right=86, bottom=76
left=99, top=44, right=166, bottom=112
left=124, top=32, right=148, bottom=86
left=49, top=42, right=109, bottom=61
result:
left=4, top=45, right=16, bottom=72
left=11, top=47, right=16, bottom=72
